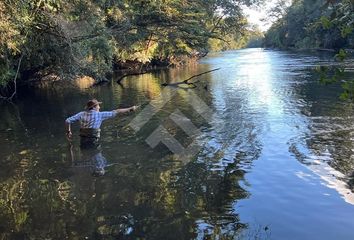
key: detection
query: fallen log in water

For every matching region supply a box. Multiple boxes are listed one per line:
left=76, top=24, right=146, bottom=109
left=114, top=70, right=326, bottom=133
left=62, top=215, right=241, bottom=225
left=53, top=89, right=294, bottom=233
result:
left=161, top=68, right=221, bottom=87
left=116, top=71, right=150, bottom=84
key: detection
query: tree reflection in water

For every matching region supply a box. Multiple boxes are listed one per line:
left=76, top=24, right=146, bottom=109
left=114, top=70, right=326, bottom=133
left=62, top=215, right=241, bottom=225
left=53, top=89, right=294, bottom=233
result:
left=0, top=58, right=268, bottom=239
left=61, top=139, right=258, bottom=239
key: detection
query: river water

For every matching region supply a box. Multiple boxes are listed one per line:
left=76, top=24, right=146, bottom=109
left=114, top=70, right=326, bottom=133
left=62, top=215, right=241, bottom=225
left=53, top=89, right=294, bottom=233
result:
left=1, top=48, right=354, bottom=239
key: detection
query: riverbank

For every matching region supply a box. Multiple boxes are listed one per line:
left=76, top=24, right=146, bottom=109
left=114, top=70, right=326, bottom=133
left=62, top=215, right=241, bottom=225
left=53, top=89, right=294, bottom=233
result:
left=10, top=53, right=204, bottom=91
left=264, top=47, right=354, bottom=53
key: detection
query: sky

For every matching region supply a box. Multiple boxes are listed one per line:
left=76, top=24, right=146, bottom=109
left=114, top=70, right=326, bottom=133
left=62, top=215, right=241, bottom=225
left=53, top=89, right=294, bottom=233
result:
left=243, top=7, right=270, bottom=31
left=243, top=0, right=292, bottom=32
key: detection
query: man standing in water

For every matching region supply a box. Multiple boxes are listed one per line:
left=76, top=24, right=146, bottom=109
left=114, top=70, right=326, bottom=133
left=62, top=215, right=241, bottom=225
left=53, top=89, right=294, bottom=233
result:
left=65, top=99, right=137, bottom=148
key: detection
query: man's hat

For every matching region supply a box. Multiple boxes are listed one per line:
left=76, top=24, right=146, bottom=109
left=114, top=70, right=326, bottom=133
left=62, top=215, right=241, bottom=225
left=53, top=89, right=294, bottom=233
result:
left=86, top=99, right=102, bottom=110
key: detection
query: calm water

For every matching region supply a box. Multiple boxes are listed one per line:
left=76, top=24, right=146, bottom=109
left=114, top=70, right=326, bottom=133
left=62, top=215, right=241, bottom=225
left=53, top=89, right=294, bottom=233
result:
left=1, top=48, right=354, bottom=239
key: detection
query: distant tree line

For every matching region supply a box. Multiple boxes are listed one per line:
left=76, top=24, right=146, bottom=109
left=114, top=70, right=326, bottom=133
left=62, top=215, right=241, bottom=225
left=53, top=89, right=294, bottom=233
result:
left=264, top=0, right=354, bottom=50
left=0, top=0, right=263, bottom=94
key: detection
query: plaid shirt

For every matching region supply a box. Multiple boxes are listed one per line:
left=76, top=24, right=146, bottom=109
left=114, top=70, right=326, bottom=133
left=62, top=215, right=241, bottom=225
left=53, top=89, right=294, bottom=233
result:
left=65, top=110, right=117, bottom=129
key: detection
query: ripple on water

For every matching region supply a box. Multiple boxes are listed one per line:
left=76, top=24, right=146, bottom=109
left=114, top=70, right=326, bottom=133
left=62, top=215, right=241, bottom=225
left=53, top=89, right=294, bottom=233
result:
left=288, top=113, right=354, bottom=205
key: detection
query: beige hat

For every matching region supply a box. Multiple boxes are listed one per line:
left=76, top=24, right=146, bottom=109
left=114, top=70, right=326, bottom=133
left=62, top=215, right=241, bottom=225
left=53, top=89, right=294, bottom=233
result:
left=86, top=99, right=102, bottom=110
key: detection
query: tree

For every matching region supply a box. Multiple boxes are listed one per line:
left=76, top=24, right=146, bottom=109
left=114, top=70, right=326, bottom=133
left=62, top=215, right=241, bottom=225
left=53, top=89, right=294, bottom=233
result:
left=264, top=0, right=353, bottom=49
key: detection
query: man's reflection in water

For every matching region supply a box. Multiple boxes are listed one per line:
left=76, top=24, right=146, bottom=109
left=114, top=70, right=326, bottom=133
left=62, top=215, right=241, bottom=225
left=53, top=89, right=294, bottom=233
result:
left=66, top=144, right=136, bottom=239
left=83, top=148, right=107, bottom=176
left=69, top=143, right=108, bottom=177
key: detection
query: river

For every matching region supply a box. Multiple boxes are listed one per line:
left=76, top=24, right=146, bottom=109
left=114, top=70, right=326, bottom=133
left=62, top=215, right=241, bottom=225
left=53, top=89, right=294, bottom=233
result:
left=1, top=48, right=354, bottom=239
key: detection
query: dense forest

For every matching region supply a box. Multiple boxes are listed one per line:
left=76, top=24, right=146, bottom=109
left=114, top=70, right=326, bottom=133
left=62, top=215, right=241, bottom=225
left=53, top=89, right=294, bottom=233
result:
left=2, top=0, right=352, bottom=98
left=264, top=0, right=354, bottom=49
left=0, top=0, right=264, bottom=94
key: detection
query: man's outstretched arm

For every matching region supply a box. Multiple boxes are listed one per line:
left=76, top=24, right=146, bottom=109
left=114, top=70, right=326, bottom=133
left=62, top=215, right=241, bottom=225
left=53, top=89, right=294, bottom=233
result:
left=115, top=106, right=138, bottom=114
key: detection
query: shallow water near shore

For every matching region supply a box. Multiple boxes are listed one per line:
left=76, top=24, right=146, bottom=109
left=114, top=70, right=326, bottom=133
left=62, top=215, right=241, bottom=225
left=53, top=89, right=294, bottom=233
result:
left=1, top=48, right=354, bottom=239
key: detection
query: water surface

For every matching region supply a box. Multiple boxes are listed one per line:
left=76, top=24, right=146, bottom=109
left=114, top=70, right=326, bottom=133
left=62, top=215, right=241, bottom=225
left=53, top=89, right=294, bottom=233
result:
left=1, top=48, right=354, bottom=239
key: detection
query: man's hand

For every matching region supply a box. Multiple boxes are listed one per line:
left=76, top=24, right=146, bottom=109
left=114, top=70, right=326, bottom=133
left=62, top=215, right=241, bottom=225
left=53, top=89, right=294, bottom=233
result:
left=131, top=105, right=138, bottom=112
left=117, top=106, right=139, bottom=114
left=66, top=131, right=73, bottom=141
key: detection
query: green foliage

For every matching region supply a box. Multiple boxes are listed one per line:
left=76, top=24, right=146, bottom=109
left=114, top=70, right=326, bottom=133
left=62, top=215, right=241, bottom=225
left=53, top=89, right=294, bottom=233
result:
left=245, top=26, right=264, bottom=48
left=318, top=66, right=343, bottom=85
left=0, top=61, right=15, bottom=86
left=340, top=80, right=354, bottom=101
left=318, top=49, right=354, bottom=102
left=208, top=34, right=248, bottom=52
left=320, top=16, right=332, bottom=29
left=335, top=49, right=347, bottom=61
left=264, top=0, right=354, bottom=50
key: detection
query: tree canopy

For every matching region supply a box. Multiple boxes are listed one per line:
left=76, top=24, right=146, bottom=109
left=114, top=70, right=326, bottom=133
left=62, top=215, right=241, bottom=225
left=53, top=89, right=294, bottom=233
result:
left=0, top=0, right=264, bottom=93
left=264, top=0, right=354, bottom=49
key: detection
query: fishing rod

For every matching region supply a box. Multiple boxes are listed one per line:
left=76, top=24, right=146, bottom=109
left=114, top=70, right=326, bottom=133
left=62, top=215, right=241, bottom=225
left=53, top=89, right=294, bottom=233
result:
left=136, top=101, right=176, bottom=115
